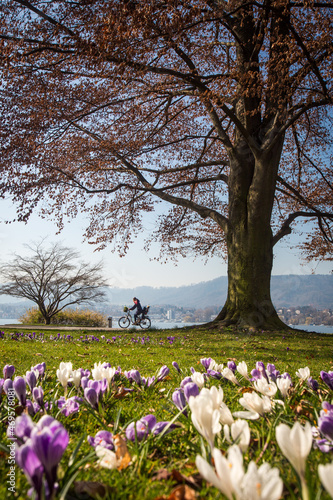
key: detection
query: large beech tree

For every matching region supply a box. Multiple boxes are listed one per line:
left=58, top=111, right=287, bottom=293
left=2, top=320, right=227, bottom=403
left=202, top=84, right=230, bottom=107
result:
left=0, top=1, right=332, bottom=329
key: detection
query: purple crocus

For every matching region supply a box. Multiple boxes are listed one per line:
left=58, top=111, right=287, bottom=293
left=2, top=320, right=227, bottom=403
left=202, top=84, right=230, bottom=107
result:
left=84, top=387, right=99, bottom=410
left=172, top=389, right=187, bottom=415
left=57, top=396, right=82, bottom=416
left=14, top=415, right=69, bottom=500
left=125, top=369, right=142, bottom=385
left=180, top=377, right=193, bottom=389
left=88, top=430, right=114, bottom=450
left=156, top=365, right=170, bottom=382
left=307, top=377, right=319, bottom=392
left=3, top=378, right=13, bottom=394
left=13, top=376, right=27, bottom=406
left=227, top=361, right=237, bottom=373
left=16, top=443, right=44, bottom=499
left=125, top=415, right=157, bottom=442
left=0, top=378, right=4, bottom=401
left=207, top=369, right=223, bottom=380
left=267, top=363, right=280, bottom=382
left=172, top=361, right=181, bottom=373
left=152, top=421, right=178, bottom=436
left=31, top=419, right=69, bottom=497
left=183, top=382, right=200, bottom=402
left=200, top=358, right=213, bottom=370
left=320, top=371, right=333, bottom=391
left=32, top=363, right=46, bottom=378
left=3, top=364, right=15, bottom=379
left=25, top=370, right=37, bottom=392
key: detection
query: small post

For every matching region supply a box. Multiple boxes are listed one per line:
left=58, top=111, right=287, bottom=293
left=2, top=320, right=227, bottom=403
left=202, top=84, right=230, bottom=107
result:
left=108, top=317, right=112, bottom=328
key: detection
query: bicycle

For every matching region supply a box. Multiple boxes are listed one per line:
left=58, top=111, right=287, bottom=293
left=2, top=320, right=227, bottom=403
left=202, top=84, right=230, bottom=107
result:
left=118, top=306, right=151, bottom=329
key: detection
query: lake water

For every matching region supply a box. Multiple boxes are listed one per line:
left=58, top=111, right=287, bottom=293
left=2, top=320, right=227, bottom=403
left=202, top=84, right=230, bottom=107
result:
left=1, top=318, right=333, bottom=334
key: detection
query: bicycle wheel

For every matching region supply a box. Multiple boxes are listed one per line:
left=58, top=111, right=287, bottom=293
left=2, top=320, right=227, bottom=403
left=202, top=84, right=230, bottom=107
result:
left=118, top=316, right=130, bottom=328
left=140, top=317, right=151, bottom=329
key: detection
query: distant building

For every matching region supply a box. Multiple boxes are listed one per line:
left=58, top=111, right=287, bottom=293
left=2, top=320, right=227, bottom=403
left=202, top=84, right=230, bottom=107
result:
left=167, top=309, right=175, bottom=320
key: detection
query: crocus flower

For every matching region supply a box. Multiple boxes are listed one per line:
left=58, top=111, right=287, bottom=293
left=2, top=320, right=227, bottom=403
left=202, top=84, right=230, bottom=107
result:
left=180, top=376, right=193, bottom=389
left=200, top=358, right=213, bottom=370
left=16, top=442, right=44, bottom=499
left=56, top=362, right=73, bottom=395
left=172, top=361, right=181, bottom=373
left=224, top=419, right=251, bottom=452
left=296, top=367, right=311, bottom=382
left=191, top=371, right=205, bottom=388
left=3, top=378, right=13, bottom=394
left=227, top=361, right=237, bottom=373
left=184, top=382, right=200, bottom=402
left=84, top=387, right=99, bottom=410
left=13, top=376, right=27, bottom=406
left=32, top=386, right=44, bottom=407
left=25, top=370, right=37, bottom=392
left=188, top=389, right=222, bottom=449
left=156, top=365, right=170, bottom=382
left=318, top=461, right=333, bottom=498
left=321, top=371, right=333, bottom=391
left=3, top=364, right=15, bottom=379
left=267, top=363, right=280, bottom=382
left=71, top=369, right=82, bottom=389
left=222, top=367, right=239, bottom=385
left=277, top=377, right=292, bottom=398
left=14, top=414, right=69, bottom=500
left=233, top=392, right=272, bottom=420
left=275, top=421, right=312, bottom=479
left=125, top=369, right=142, bottom=385
left=125, top=415, right=157, bottom=442
left=57, top=396, right=81, bottom=416
left=172, top=389, right=187, bottom=415
left=306, top=377, right=318, bottom=392
left=88, top=430, right=114, bottom=450
left=95, top=445, right=119, bottom=469
left=32, top=362, right=46, bottom=378
left=196, top=445, right=283, bottom=500
left=254, top=378, right=277, bottom=398
left=237, top=361, right=250, bottom=380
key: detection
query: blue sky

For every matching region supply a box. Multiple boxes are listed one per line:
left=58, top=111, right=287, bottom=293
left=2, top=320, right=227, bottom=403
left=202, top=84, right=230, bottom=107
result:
left=0, top=198, right=331, bottom=289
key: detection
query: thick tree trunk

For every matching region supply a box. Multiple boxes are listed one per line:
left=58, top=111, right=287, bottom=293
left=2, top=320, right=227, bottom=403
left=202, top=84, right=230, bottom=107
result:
left=215, top=222, right=287, bottom=330
left=215, top=144, right=288, bottom=330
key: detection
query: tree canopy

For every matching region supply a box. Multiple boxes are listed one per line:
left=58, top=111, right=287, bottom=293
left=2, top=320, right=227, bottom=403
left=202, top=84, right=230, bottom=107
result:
left=0, top=0, right=332, bottom=328
left=0, top=242, right=107, bottom=324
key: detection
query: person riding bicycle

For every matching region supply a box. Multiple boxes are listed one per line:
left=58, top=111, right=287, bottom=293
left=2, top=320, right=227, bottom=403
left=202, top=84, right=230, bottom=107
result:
left=129, top=297, right=143, bottom=324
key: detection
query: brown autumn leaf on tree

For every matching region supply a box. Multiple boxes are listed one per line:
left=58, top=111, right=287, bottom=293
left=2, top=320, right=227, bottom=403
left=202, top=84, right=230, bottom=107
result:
left=0, top=0, right=332, bottom=330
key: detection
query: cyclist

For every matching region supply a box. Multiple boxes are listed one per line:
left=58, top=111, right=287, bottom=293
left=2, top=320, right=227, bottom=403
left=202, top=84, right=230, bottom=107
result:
left=129, top=297, right=143, bottom=324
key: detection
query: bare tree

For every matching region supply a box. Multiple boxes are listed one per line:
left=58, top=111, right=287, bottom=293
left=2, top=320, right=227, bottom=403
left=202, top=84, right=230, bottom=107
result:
left=0, top=242, right=107, bottom=324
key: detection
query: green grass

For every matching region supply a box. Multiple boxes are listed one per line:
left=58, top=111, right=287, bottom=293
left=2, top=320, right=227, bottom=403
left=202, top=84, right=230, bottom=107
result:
left=1, top=326, right=333, bottom=499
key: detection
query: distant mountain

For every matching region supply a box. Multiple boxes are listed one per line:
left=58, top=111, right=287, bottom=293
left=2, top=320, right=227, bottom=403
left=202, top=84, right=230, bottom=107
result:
left=106, top=274, right=333, bottom=309
left=0, top=275, right=332, bottom=314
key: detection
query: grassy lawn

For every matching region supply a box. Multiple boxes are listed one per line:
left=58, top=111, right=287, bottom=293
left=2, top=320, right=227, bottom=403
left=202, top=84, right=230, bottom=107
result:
left=1, top=325, right=333, bottom=499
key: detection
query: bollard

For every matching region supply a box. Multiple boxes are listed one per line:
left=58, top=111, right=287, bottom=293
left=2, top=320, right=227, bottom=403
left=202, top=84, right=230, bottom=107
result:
left=108, top=317, right=112, bottom=328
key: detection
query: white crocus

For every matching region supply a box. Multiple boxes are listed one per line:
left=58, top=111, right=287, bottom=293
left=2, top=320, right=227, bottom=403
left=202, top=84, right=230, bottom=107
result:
left=95, top=445, right=119, bottom=469
left=196, top=445, right=243, bottom=500
left=101, top=366, right=116, bottom=386
left=296, top=367, right=311, bottom=381
left=209, top=359, right=224, bottom=372
left=241, top=461, right=284, bottom=500
left=201, top=386, right=234, bottom=425
left=92, top=362, right=105, bottom=381
left=318, top=462, right=333, bottom=498
left=233, top=391, right=272, bottom=420
left=224, top=419, right=251, bottom=452
left=56, top=362, right=73, bottom=394
left=276, top=421, right=312, bottom=480
left=71, top=369, right=82, bottom=389
left=222, top=367, right=239, bottom=385
left=188, top=390, right=222, bottom=449
left=191, top=371, right=205, bottom=388
left=254, top=378, right=278, bottom=398
left=237, top=361, right=250, bottom=380
left=196, top=445, right=283, bottom=500
left=277, top=377, right=292, bottom=398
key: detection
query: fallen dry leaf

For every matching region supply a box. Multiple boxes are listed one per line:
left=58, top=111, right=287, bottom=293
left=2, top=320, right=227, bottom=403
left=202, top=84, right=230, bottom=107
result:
left=74, top=480, right=113, bottom=499
left=114, top=434, right=131, bottom=470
